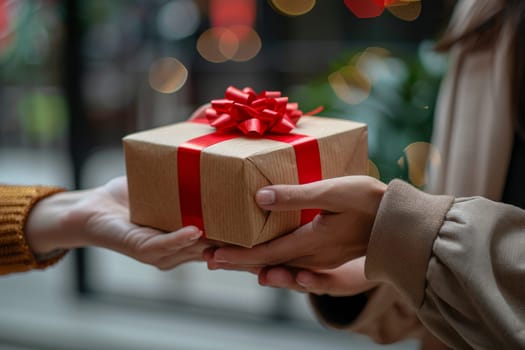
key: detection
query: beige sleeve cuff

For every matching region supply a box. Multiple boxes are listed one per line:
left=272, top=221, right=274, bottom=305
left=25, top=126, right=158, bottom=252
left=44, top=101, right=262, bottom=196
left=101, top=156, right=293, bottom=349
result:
left=365, top=180, right=454, bottom=307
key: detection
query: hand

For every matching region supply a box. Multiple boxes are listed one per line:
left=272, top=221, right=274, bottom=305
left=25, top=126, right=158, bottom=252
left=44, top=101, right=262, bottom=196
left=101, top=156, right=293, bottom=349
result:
left=206, top=251, right=376, bottom=297
left=207, top=176, right=387, bottom=270
left=258, top=257, right=378, bottom=297
left=26, top=177, right=212, bottom=270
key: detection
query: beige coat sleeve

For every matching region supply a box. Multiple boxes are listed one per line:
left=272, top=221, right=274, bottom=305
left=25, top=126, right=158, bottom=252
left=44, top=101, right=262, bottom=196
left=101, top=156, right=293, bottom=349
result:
left=311, top=180, right=525, bottom=349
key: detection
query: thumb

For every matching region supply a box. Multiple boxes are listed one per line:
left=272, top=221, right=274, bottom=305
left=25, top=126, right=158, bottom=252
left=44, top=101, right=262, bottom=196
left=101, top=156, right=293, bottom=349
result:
left=255, top=178, right=348, bottom=212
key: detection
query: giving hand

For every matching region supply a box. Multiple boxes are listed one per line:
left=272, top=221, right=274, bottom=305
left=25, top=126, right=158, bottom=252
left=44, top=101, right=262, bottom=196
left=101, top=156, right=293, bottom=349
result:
left=26, top=177, right=212, bottom=270
left=207, top=176, right=386, bottom=270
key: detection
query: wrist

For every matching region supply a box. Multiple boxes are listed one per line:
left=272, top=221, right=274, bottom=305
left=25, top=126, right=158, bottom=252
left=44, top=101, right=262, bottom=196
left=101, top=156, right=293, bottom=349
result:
left=25, top=190, right=89, bottom=255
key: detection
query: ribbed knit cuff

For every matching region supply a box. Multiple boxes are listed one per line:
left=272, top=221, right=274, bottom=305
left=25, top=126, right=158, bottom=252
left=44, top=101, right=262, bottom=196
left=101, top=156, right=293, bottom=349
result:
left=0, top=185, right=68, bottom=275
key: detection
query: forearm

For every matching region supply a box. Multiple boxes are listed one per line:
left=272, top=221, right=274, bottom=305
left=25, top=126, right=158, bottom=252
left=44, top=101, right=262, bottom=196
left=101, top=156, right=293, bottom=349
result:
left=25, top=189, right=91, bottom=255
left=2, top=178, right=209, bottom=274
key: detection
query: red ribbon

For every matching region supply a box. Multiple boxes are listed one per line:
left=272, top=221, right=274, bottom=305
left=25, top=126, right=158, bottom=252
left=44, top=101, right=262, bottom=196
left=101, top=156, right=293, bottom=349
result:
left=205, top=86, right=322, bottom=137
left=178, top=87, right=323, bottom=234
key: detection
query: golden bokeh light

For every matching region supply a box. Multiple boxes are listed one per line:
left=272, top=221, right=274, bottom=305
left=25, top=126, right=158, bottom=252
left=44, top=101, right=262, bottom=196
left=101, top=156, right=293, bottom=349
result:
left=197, top=28, right=230, bottom=63
left=268, top=0, right=316, bottom=16
left=229, top=25, right=261, bottom=62
left=355, top=47, right=391, bottom=67
left=368, top=160, right=380, bottom=180
left=328, top=65, right=371, bottom=105
left=398, top=142, right=442, bottom=187
left=354, top=47, right=391, bottom=83
left=197, top=26, right=261, bottom=63
left=386, top=0, right=422, bottom=22
left=217, top=28, right=239, bottom=59
left=148, top=57, right=188, bottom=94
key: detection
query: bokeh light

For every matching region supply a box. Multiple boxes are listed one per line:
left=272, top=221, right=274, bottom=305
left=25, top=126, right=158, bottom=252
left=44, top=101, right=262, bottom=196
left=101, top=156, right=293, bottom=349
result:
left=0, top=0, right=18, bottom=40
left=358, top=47, right=409, bottom=89
left=210, top=0, right=256, bottom=28
left=385, top=0, right=421, bottom=22
left=268, top=0, right=316, bottom=16
left=328, top=64, right=371, bottom=105
left=398, top=142, right=441, bottom=187
left=228, top=25, right=261, bottom=62
left=418, top=40, right=448, bottom=76
left=200, top=0, right=261, bottom=63
left=0, top=0, right=19, bottom=55
left=148, top=57, right=188, bottom=94
left=0, top=0, right=9, bottom=39
left=197, top=26, right=261, bottom=63
left=157, top=0, right=200, bottom=40
left=217, top=28, right=239, bottom=59
left=197, top=27, right=232, bottom=63
left=343, top=0, right=384, bottom=18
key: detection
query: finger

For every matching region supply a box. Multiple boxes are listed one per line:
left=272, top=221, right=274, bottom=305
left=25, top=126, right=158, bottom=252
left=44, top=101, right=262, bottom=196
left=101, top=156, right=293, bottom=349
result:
left=295, top=257, right=376, bottom=296
left=206, top=259, right=261, bottom=274
left=212, top=222, right=315, bottom=266
left=204, top=248, right=259, bottom=271
left=255, top=178, right=353, bottom=213
left=259, top=266, right=306, bottom=293
left=156, top=251, right=205, bottom=270
left=144, top=226, right=203, bottom=251
left=203, top=247, right=216, bottom=261
left=155, top=240, right=213, bottom=270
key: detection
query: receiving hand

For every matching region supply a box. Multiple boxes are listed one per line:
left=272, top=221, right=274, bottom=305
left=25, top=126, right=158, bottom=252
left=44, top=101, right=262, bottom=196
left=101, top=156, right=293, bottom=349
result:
left=206, top=176, right=387, bottom=270
left=26, top=177, right=212, bottom=270
left=257, top=257, right=377, bottom=297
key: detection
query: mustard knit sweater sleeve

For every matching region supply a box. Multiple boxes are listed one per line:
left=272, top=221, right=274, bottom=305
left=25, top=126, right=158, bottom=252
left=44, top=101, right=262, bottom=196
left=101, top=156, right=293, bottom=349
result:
left=0, top=185, right=68, bottom=275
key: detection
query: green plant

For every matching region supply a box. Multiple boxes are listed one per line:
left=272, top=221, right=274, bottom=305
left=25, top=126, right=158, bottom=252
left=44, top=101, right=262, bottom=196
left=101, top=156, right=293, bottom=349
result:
left=289, top=42, right=446, bottom=184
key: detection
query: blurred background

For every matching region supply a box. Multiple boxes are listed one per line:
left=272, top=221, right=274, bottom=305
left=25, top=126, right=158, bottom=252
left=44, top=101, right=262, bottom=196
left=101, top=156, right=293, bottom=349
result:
left=0, top=1, right=453, bottom=349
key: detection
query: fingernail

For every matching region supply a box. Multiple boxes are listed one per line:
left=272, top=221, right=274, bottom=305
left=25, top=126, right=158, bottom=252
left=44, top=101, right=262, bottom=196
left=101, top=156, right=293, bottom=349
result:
left=185, top=226, right=202, bottom=240
left=190, top=231, right=203, bottom=240
left=256, top=189, right=275, bottom=205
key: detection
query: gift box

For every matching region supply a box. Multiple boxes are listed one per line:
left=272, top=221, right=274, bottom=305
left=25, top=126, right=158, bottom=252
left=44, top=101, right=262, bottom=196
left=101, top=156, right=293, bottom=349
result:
left=123, top=87, right=368, bottom=247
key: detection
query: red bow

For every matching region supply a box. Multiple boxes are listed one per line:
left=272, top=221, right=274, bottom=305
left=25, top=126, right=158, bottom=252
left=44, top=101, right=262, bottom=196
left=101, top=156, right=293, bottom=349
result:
left=206, top=86, right=316, bottom=137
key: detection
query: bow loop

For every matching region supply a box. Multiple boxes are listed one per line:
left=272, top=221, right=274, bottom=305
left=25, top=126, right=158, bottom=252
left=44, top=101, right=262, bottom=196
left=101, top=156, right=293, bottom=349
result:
left=205, top=85, right=319, bottom=137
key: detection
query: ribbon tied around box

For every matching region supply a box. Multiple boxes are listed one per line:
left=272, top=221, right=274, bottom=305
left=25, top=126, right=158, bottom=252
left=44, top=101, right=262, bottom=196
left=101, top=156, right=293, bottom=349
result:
left=179, top=86, right=323, bottom=235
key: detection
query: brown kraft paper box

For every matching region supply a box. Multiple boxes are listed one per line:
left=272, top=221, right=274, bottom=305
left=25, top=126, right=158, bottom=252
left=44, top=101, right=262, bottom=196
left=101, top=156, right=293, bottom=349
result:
left=123, top=115, right=367, bottom=247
